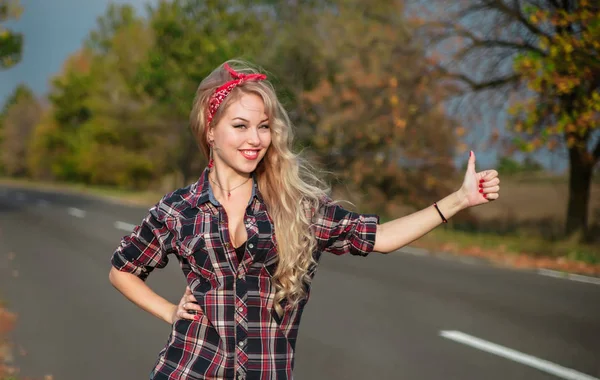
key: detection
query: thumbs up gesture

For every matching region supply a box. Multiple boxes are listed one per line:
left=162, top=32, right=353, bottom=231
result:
left=459, top=151, right=500, bottom=208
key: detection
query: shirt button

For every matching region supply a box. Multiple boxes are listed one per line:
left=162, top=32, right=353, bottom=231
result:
left=248, top=243, right=254, bottom=249
left=246, top=218, right=251, bottom=223
left=238, top=306, right=244, bottom=312
left=238, top=341, right=245, bottom=347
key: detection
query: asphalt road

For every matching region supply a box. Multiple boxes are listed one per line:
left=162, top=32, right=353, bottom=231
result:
left=0, top=185, right=598, bottom=380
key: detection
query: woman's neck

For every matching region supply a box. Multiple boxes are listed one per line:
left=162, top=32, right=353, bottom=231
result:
left=209, top=164, right=252, bottom=201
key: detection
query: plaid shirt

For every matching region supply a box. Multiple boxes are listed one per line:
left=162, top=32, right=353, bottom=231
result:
left=111, top=168, right=379, bottom=380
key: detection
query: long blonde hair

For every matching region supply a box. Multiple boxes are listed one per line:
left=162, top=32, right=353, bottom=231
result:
left=190, top=60, right=329, bottom=315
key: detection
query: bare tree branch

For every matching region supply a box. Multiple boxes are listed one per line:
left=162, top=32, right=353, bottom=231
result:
left=437, top=64, right=520, bottom=91
left=434, top=21, right=547, bottom=58
left=458, top=0, right=553, bottom=39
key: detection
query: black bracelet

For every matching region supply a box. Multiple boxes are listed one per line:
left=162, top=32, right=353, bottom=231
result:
left=433, top=202, right=448, bottom=223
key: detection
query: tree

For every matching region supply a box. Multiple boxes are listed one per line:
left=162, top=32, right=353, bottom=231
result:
left=138, top=0, right=268, bottom=184
left=44, top=49, right=95, bottom=181
left=270, top=0, right=459, bottom=213
left=0, top=84, right=33, bottom=171
left=1, top=86, right=42, bottom=176
left=34, top=4, right=163, bottom=188
left=425, top=0, right=600, bottom=239
left=77, top=6, right=162, bottom=188
left=0, top=0, right=23, bottom=69
left=254, top=1, right=333, bottom=143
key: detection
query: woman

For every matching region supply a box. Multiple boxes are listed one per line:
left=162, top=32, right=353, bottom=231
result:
left=109, top=60, right=500, bottom=379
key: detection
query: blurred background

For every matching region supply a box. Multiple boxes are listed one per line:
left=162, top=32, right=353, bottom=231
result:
left=0, top=0, right=598, bottom=379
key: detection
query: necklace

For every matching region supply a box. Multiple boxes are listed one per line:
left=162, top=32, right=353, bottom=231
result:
left=209, top=174, right=251, bottom=198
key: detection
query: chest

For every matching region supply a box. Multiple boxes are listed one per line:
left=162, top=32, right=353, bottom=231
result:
left=177, top=202, right=277, bottom=278
left=221, top=203, right=248, bottom=248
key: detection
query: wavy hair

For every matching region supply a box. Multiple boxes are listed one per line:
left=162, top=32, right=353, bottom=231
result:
left=190, top=60, right=329, bottom=315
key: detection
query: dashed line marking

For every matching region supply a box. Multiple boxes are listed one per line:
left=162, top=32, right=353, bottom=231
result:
left=67, top=207, right=86, bottom=218
left=440, top=330, right=599, bottom=380
left=399, top=246, right=429, bottom=256
left=114, top=221, right=136, bottom=232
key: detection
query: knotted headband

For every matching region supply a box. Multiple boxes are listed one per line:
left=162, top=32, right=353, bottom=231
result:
left=206, top=63, right=267, bottom=126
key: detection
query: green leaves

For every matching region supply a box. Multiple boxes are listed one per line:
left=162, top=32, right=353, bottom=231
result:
left=511, top=3, right=600, bottom=153
left=0, top=0, right=23, bottom=69
left=4, top=0, right=458, bottom=209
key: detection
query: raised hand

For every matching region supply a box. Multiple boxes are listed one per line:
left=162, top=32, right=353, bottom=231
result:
left=459, top=151, right=500, bottom=208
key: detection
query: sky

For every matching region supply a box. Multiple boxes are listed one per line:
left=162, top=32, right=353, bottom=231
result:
left=0, top=0, right=155, bottom=104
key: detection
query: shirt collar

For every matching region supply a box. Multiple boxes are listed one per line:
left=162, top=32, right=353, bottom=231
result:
left=193, top=167, right=261, bottom=208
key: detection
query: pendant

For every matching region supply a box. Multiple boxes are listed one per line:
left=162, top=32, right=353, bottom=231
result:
left=228, top=191, right=231, bottom=197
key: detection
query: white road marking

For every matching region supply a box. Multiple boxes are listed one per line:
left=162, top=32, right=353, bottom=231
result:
left=37, top=199, right=49, bottom=207
left=459, top=257, right=480, bottom=265
left=114, top=221, right=136, bottom=232
left=440, top=330, right=599, bottom=380
left=67, top=207, right=86, bottom=218
left=399, top=246, right=429, bottom=256
left=538, top=269, right=600, bottom=286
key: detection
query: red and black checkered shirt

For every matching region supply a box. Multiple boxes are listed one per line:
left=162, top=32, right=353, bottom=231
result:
left=111, top=168, right=379, bottom=379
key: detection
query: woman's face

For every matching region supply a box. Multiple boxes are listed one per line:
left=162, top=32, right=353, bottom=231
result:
left=208, top=92, right=272, bottom=175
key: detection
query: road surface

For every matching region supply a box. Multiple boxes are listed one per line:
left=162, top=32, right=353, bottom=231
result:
left=0, top=185, right=598, bottom=379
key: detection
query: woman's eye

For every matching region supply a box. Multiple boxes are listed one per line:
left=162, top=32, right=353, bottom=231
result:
left=259, top=125, right=270, bottom=129
left=233, top=124, right=246, bottom=129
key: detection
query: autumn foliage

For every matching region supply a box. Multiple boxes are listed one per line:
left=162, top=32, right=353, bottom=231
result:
left=0, top=0, right=23, bottom=69
left=0, top=304, right=17, bottom=378
left=424, top=0, right=599, bottom=239
left=0, top=0, right=597, bottom=235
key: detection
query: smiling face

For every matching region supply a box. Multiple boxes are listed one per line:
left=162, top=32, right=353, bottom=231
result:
left=207, top=92, right=271, bottom=175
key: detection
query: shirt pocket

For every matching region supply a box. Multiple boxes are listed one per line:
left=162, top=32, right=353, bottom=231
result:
left=179, top=234, right=218, bottom=284
left=260, top=246, right=279, bottom=278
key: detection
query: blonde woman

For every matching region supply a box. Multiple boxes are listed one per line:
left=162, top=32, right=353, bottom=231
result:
left=109, top=60, right=500, bottom=379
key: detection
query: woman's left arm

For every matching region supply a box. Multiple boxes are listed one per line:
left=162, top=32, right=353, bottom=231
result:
left=373, top=151, right=500, bottom=253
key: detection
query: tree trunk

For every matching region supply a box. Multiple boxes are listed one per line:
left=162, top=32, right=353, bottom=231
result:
left=565, top=145, right=593, bottom=239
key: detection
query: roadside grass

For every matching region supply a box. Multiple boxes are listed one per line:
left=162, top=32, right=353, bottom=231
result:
left=415, top=227, right=600, bottom=265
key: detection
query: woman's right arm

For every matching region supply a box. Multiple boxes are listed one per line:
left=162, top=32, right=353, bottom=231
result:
left=109, top=267, right=177, bottom=324
left=109, top=199, right=201, bottom=324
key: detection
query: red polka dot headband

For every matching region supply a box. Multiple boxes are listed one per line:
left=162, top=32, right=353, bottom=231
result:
left=206, top=63, right=267, bottom=127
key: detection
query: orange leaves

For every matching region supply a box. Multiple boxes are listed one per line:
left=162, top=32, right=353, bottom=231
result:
left=394, top=118, right=407, bottom=130
left=554, top=75, right=581, bottom=95
left=507, top=1, right=600, bottom=160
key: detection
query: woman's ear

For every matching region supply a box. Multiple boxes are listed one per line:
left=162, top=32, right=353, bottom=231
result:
left=207, top=127, right=214, bottom=143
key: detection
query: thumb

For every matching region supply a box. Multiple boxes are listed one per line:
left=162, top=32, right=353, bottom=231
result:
left=467, top=150, right=476, bottom=172
left=185, top=286, right=192, bottom=294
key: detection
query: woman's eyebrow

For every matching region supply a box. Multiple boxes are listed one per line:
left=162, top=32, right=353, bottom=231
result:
left=232, top=117, right=270, bottom=123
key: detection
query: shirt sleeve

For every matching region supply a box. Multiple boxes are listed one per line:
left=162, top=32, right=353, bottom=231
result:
left=314, top=197, right=380, bottom=257
left=110, top=201, right=177, bottom=280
